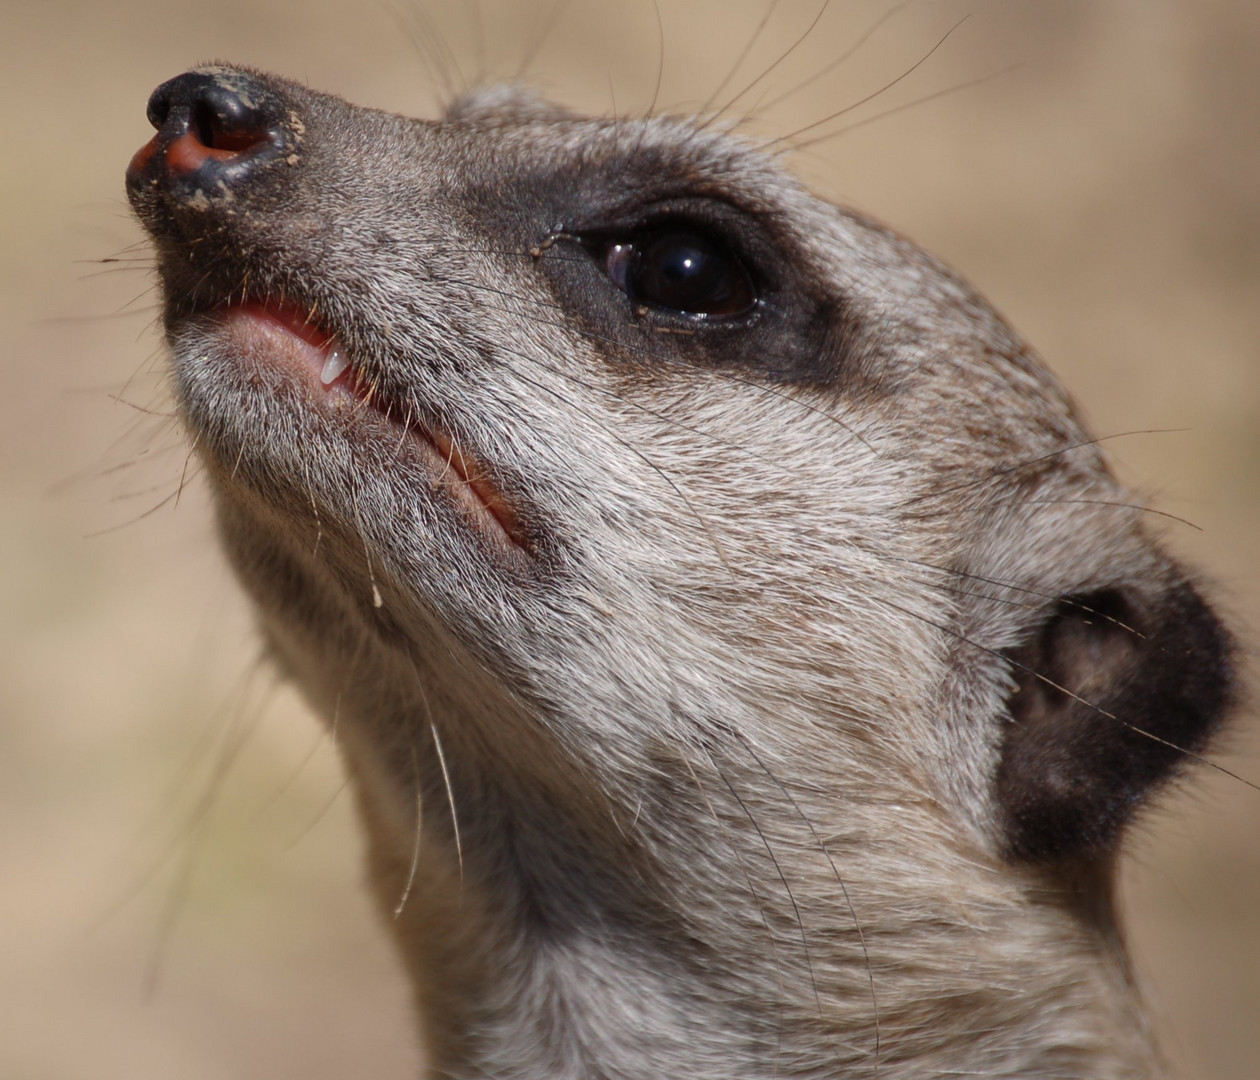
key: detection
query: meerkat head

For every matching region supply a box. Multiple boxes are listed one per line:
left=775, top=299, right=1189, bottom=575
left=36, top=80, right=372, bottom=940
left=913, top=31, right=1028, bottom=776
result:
left=127, top=67, right=1237, bottom=1078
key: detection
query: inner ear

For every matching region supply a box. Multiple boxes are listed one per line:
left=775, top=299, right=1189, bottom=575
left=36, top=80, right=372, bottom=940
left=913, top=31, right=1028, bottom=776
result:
left=997, top=579, right=1235, bottom=862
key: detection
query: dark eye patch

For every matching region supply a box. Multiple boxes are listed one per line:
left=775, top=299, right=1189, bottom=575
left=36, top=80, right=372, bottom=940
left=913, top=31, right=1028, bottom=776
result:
left=510, top=182, right=864, bottom=387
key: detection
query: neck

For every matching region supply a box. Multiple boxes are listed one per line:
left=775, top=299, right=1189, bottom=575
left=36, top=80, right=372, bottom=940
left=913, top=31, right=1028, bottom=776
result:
left=323, top=670, right=1158, bottom=1080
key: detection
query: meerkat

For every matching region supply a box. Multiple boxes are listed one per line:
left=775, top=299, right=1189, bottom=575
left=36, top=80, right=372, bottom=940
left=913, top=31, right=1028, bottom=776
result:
left=125, top=64, right=1236, bottom=1079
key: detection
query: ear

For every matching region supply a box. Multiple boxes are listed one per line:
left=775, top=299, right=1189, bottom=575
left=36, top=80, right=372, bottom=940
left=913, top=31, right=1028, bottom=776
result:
left=444, top=84, right=581, bottom=125
left=997, top=572, right=1236, bottom=861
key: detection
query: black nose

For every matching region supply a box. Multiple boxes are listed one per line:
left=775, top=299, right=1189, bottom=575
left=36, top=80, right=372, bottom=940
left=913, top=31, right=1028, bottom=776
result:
left=127, top=68, right=297, bottom=196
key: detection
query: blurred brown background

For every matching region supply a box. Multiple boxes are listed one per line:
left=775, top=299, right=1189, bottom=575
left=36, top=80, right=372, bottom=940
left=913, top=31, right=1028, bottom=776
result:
left=2, top=1, right=1257, bottom=1076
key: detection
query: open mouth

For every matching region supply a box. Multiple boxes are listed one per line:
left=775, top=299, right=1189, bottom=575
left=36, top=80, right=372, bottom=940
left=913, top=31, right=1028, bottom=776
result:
left=215, top=301, right=525, bottom=551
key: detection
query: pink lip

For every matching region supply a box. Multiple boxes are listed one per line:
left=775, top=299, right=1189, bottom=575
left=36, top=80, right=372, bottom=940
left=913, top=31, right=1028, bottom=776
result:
left=216, top=301, right=525, bottom=550
left=234, top=300, right=335, bottom=349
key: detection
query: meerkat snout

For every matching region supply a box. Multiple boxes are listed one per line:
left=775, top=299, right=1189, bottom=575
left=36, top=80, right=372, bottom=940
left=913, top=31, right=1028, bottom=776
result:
left=127, top=65, right=1237, bottom=1079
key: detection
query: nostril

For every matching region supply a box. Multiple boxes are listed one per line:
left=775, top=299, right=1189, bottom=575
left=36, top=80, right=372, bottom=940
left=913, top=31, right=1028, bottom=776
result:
left=189, top=99, right=217, bottom=149
left=146, top=93, right=171, bottom=130
left=188, top=97, right=270, bottom=154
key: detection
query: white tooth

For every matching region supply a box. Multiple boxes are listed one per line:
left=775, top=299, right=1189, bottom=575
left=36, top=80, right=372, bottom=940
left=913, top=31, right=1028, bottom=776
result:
left=320, top=347, right=350, bottom=386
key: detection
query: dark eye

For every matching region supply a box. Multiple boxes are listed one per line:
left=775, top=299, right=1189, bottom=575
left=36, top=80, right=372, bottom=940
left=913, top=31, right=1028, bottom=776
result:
left=600, top=228, right=757, bottom=319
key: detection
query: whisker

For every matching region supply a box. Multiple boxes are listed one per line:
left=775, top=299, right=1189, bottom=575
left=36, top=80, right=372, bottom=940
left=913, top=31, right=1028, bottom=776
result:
left=700, top=743, right=825, bottom=1019
left=789, top=65, right=1021, bottom=152
left=514, top=0, right=572, bottom=84
left=645, top=0, right=666, bottom=121
left=141, top=664, right=279, bottom=995
left=707, top=0, right=831, bottom=127
left=874, top=594, right=1260, bottom=792
left=758, top=1, right=913, bottom=114
left=394, top=745, right=425, bottom=918
left=680, top=746, right=786, bottom=1063
left=429, top=720, right=464, bottom=887
left=898, top=559, right=1147, bottom=638
left=700, top=0, right=781, bottom=115
left=766, top=14, right=970, bottom=149
left=898, top=429, right=1192, bottom=512
left=1023, top=496, right=1203, bottom=532
left=732, top=728, right=881, bottom=1073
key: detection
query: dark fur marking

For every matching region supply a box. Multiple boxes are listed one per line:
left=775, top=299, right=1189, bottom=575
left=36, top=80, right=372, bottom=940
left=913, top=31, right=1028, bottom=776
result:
left=462, top=155, right=871, bottom=389
left=998, top=582, right=1236, bottom=861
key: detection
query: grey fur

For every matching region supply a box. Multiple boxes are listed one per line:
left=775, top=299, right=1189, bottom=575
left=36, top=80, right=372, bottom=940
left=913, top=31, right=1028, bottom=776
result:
left=128, top=68, right=1236, bottom=1079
